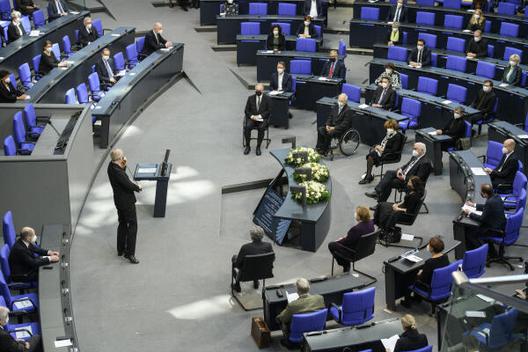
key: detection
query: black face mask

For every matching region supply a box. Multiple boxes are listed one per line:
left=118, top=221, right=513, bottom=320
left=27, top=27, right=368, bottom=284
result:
left=255, top=91, right=262, bottom=96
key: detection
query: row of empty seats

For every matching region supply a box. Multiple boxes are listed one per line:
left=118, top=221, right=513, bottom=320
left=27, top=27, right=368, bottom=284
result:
left=240, top=21, right=322, bottom=38
left=223, top=2, right=298, bottom=16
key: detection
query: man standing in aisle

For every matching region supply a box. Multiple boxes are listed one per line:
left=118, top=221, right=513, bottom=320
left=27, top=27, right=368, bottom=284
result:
left=108, top=148, right=142, bottom=264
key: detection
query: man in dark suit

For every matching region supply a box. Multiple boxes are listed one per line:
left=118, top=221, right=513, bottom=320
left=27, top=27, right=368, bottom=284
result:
left=47, top=0, right=69, bottom=21
left=95, top=47, right=118, bottom=90
left=231, top=226, right=274, bottom=292
left=8, top=227, right=59, bottom=282
left=7, top=11, right=25, bottom=43
left=366, top=142, right=433, bottom=202
left=142, top=22, right=173, bottom=56
left=243, top=83, right=271, bottom=156
left=16, top=0, right=38, bottom=16
left=484, top=139, right=519, bottom=188
left=386, top=0, right=407, bottom=23
left=0, top=306, right=42, bottom=352
left=370, top=77, right=395, bottom=110
left=316, top=93, right=352, bottom=155
left=435, top=106, right=467, bottom=150
left=107, top=149, right=142, bottom=264
left=408, top=39, right=431, bottom=68
left=320, top=50, right=346, bottom=79
left=0, top=70, right=27, bottom=103
left=465, top=30, right=488, bottom=58
left=303, top=0, right=322, bottom=18
left=270, top=61, right=292, bottom=92
left=470, top=80, right=496, bottom=123
left=78, top=16, right=99, bottom=47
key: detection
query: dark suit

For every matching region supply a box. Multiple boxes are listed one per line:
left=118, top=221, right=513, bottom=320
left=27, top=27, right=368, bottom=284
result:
left=393, top=329, right=428, bottom=352
left=244, top=93, right=271, bottom=147
left=16, top=0, right=37, bottom=15
left=374, top=155, right=433, bottom=202
left=320, top=59, right=346, bottom=79
left=490, top=153, right=518, bottom=188
left=316, top=103, right=351, bottom=153
left=408, top=46, right=432, bottom=67
left=7, top=22, right=25, bottom=43
left=266, top=33, right=285, bottom=51
left=465, top=37, right=488, bottom=58
left=95, top=56, right=117, bottom=90
left=467, top=21, right=485, bottom=32
left=467, top=194, right=506, bottom=252
left=107, top=162, right=141, bottom=256
left=47, top=0, right=69, bottom=21
left=386, top=4, right=407, bottom=22
left=39, top=52, right=59, bottom=75
left=78, top=25, right=99, bottom=47
left=502, top=65, right=522, bottom=86
left=142, top=30, right=167, bottom=56
left=328, top=220, right=375, bottom=271
left=0, top=81, right=23, bottom=103
left=471, top=89, right=496, bottom=121
left=296, top=22, right=316, bottom=37
left=8, top=239, right=50, bottom=282
left=375, top=190, right=423, bottom=230
left=270, top=72, right=292, bottom=92
left=232, top=239, right=273, bottom=287
left=303, top=0, right=322, bottom=16
left=0, top=326, right=41, bottom=352
left=440, top=117, right=466, bottom=150
left=370, top=86, right=395, bottom=110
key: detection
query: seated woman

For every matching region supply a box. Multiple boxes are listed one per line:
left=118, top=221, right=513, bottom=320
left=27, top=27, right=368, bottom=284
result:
left=387, top=22, right=402, bottom=46
left=502, top=54, right=522, bottom=86
left=389, top=315, right=429, bottom=352
left=296, top=16, right=316, bottom=38
left=267, top=25, right=285, bottom=51
left=39, top=40, right=68, bottom=76
left=359, top=119, right=404, bottom=184
left=0, top=70, right=27, bottom=103
left=466, top=9, right=485, bottom=32
left=222, top=0, right=239, bottom=16
left=327, top=206, right=374, bottom=273
left=435, top=106, right=466, bottom=151
left=374, top=62, right=401, bottom=90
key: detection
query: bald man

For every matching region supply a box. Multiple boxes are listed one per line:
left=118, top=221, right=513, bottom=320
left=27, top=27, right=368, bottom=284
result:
left=316, top=93, right=352, bottom=155
left=243, top=83, right=271, bottom=156
left=142, top=22, right=173, bottom=57
left=9, top=227, right=59, bottom=282
left=0, top=306, right=42, bottom=352
left=107, top=149, right=142, bottom=264
left=484, top=139, right=519, bottom=189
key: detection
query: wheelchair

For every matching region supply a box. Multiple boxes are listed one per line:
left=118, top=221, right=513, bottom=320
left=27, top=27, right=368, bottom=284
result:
left=328, top=128, right=361, bottom=160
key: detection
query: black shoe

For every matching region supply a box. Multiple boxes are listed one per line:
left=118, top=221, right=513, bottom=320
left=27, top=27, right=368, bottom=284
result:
left=231, top=282, right=241, bottom=293
left=253, top=280, right=259, bottom=289
left=288, top=112, right=293, bottom=119
left=124, top=254, right=140, bottom=264
left=359, top=176, right=373, bottom=185
left=243, top=146, right=250, bottom=155
left=343, top=265, right=351, bottom=273
left=256, top=147, right=261, bottom=156
left=400, top=298, right=413, bottom=308
left=365, top=191, right=378, bottom=200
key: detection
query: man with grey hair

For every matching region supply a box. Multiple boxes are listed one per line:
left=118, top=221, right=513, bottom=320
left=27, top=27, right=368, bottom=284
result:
left=366, top=142, right=432, bottom=203
left=243, top=83, right=271, bottom=156
left=231, top=226, right=273, bottom=292
left=316, top=93, right=352, bottom=156
left=107, top=148, right=142, bottom=264
left=0, top=306, right=42, bottom=351
left=142, top=22, right=173, bottom=56
left=79, top=16, right=99, bottom=47
left=276, top=278, right=325, bottom=347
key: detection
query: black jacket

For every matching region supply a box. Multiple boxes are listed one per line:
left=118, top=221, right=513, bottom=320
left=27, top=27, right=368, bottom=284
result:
left=408, top=46, right=431, bottom=67
left=107, top=162, right=141, bottom=210
left=0, top=81, right=23, bottom=103
left=471, top=90, right=496, bottom=115
left=320, top=59, right=346, bottom=79
left=0, top=327, right=26, bottom=352
left=386, top=5, right=407, bottom=22
left=7, top=22, right=25, bottom=43
left=401, top=190, right=423, bottom=215
left=8, top=239, right=49, bottom=280
left=326, top=103, right=352, bottom=134
left=143, top=30, right=167, bottom=56
left=370, top=86, right=395, bottom=110
left=470, top=194, right=506, bottom=231
left=266, top=33, right=285, bottom=51
left=303, top=0, right=322, bottom=16
left=394, top=329, right=429, bottom=352
left=502, top=65, right=522, bottom=86
left=95, top=56, right=115, bottom=87
left=78, top=25, right=99, bottom=47
left=465, top=38, right=488, bottom=58
left=442, top=117, right=466, bottom=142
left=417, top=254, right=449, bottom=287
left=381, top=132, right=404, bottom=159
left=467, top=21, right=485, bottom=32
left=244, top=93, right=272, bottom=124
left=491, top=153, right=519, bottom=184
left=296, top=22, right=316, bottom=37
left=47, top=0, right=69, bottom=21
left=270, top=72, right=292, bottom=92
left=234, top=240, right=273, bottom=268
left=400, top=156, right=433, bottom=183
left=39, top=52, right=59, bottom=75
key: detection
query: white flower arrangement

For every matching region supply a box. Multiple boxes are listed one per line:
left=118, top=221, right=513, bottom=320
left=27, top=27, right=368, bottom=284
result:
left=294, top=162, right=330, bottom=183
left=285, top=147, right=321, bottom=167
left=291, top=180, right=330, bottom=205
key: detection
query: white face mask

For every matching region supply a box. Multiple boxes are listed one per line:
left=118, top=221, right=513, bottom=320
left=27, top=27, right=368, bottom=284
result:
left=483, top=86, right=491, bottom=93
left=338, top=101, right=345, bottom=108
left=4, top=78, right=10, bottom=84
left=474, top=36, right=481, bottom=42
left=86, top=24, right=92, bottom=29
left=227, top=0, right=233, bottom=3
left=45, top=47, right=52, bottom=54
left=158, top=29, right=163, bottom=35
left=385, top=68, right=393, bottom=74
left=381, top=82, right=388, bottom=88
left=277, top=68, right=284, bottom=74
left=502, top=147, right=509, bottom=154
left=31, top=235, right=37, bottom=244
left=102, top=55, right=109, bottom=60
left=510, top=60, right=516, bottom=66
left=454, top=113, right=461, bottom=119
left=412, top=150, right=419, bottom=157
left=387, top=128, right=395, bottom=134
left=304, top=21, right=310, bottom=26
left=474, top=15, right=480, bottom=19
left=273, top=30, right=279, bottom=35
left=417, top=45, right=424, bottom=50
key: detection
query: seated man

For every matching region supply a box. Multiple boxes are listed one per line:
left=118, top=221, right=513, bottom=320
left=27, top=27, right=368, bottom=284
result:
left=276, top=278, right=325, bottom=348
left=8, top=227, right=59, bottom=282
left=315, top=93, right=352, bottom=156
left=370, top=77, right=395, bottom=110
left=365, top=142, right=432, bottom=203
left=408, top=39, right=431, bottom=68
left=387, top=0, right=407, bottom=23
left=465, top=30, right=487, bottom=58
left=142, top=22, right=173, bottom=57
left=270, top=61, right=292, bottom=92
left=95, top=47, right=119, bottom=90
left=243, top=83, right=271, bottom=156
left=435, top=106, right=466, bottom=151
left=16, top=0, right=38, bottom=16
left=47, top=0, right=69, bottom=21
left=320, top=50, right=346, bottom=80
left=7, top=11, right=24, bottom=44
left=0, top=306, right=42, bottom=352
left=470, top=80, right=496, bottom=124
left=0, top=70, right=27, bottom=103
left=484, top=138, right=518, bottom=189
left=79, top=17, right=99, bottom=47
left=231, top=226, right=273, bottom=292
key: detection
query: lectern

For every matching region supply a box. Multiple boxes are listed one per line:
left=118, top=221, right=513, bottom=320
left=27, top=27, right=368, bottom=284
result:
left=133, top=162, right=172, bottom=217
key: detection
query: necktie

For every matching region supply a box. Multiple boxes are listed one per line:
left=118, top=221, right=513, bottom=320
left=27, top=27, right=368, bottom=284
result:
left=338, top=105, right=342, bottom=115
left=257, top=95, right=261, bottom=111
left=57, top=0, right=64, bottom=13
left=328, top=62, right=335, bottom=78
left=104, top=59, right=114, bottom=80
left=417, top=49, right=422, bottom=64
left=378, top=89, right=386, bottom=105
left=154, top=31, right=159, bottom=44
left=498, top=154, right=509, bottom=172
left=16, top=24, right=22, bottom=36
left=403, top=157, right=418, bottom=176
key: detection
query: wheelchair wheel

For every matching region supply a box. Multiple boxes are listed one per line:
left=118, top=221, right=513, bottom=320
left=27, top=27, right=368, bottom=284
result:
left=339, top=129, right=360, bottom=156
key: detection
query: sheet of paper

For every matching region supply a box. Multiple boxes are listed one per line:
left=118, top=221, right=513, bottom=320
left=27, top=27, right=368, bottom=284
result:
left=401, top=233, right=414, bottom=241
left=160, top=48, right=170, bottom=52
left=24, top=95, right=30, bottom=100
left=13, top=299, right=32, bottom=309
left=318, top=77, right=328, bottom=81
left=476, top=294, right=495, bottom=303
left=261, top=50, right=274, bottom=54
left=462, top=29, right=472, bottom=33
left=517, top=134, right=528, bottom=139
left=471, top=167, right=487, bottom=176
left=111, top=33, right=121, bottom=37
left=381, top=334, right=399, bottom=351
left=137, top=167, right=157, bottom=174
left=55, top=339, right=73, bottom=348
left=268, top=90, right=281, bottom=96
left=70, top=11, right=80, bottom=14
left=286, top=292, right=299, bottom=303
left=29, top=30, right=40, bottom=37
left=428, top=131, right=438, bottom=136
left=499, top=83, right=509, bottom=87
left=467, top=9, right=475, bottom=12
left=442, top=100, right=452, bottom=105
left=358, top=104, right=369, bottom=109
left=404, top=254, right=423, bottom=263
left=466, top=310, right=486, bottom=318
left=15, top=326, right=32, bottom=339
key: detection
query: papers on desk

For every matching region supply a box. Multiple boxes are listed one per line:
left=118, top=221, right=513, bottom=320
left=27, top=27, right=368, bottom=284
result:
left=471, top=167, right=487, bottom=176
left=403, top=254, right=423, bottom=263
left=517, top=134, right=528, bottom=139
left=401, top=233, right=414, bottom=241
left=318, top=77, right=328, bottom=81
left=29, top=30, right=40, bottom=37
left=476, top=294, right=495, bottom=303
left=13, top=299, right=32, bottom=309
left=462, top=204, right=483, bottom=216
left=442, top=100, right=452, bottom=105
left=14, top=326, right=32, bottom=339
left=261, top=50, right=274, bottom=54
left=358, top=103, right=369, bottom=109
left=467, top=9, right=475, bottom=12
left=137, top=167, right=157, bottom=174
left=219, top=11, right=226, bottom=16
left=160, top=48, right=170, bottom=52
left=428, top=131, right=438, bottom=136
left=129, top=72, right=136, bottom=76
left=117, top=69, right=126, bottom=77
left=111, top=33, right=121, bottom=37
left=462, top=29, right=472, bottom=33
left=466, top=310, right=486, bottom=318
left=269, top=90, right=282, bottom=96
left=0, top=57, right=4, bottom=61
left=286, top=292, right=299, bottom=303
left=499, top=83, right=509, bottom=87
left=55, top=339, right=73, bottom=348
left=70, top=11, right=80, bottom=14
left=381, top=334, right=399, bottom=351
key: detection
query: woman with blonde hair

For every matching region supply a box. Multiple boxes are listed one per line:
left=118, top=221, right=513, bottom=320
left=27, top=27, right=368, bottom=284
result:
left=467, top=9, right=485, bottom=32
left=391, top=314, right=428, bottom=352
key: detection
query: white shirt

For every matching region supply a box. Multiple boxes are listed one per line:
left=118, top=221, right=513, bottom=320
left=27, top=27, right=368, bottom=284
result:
left=402, top=154, right=423, bottom=177
left=309, top=0, right=318, bottom=18
left=277, top=73, right=283, bottom=91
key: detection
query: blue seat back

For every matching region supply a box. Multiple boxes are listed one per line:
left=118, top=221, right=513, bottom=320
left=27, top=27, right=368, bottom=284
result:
left=360, top=7, right=380, bottom=20
left=486, top=140, right=503, bottom=168
left=126, top=43, right=138, bottom=67
left=430, top=260, right=462, bottom=301
left=277, top=2, right=296, bottom=16
left=498, top=2, right=516, bottom=15
left=65, top=88, right=77, bottom=104
left=32, top=54, right=41, bottom=73
left=92, top=18, right=103, bottom=36
left=387, top=46, right=407, bottom=62
left=3, top=135, right=16, bottom=156
left=88, top=72, right=101, bottom=92
left=416, top=11, right=435, bottom=26
left=289, top=309, right=327, bottom=343
left=62, top=35, right=72, bottom=54
left=406, top=347, right=433, bottom=352
left=295, top=38, right=316, bottom=52
left=446, top=55, right=467, bottom=73
left=446, top=83, right=467, bottom=104
left=401, top=97, right=421, bottom=118
left=500, top=22, right=519, bottom=37
left=113, top=52, right=125, bottom=71
left=444, top=15, right=463, bottom=29
left=32, top=9, right=45, bottom=28
left=416, top=0, right=434, bottom=5
left=0, top=245, right=10, bottom=281
left=446, top=37, right=465, bottom=53
left=2, top=25, right=7, bottom=43
left=341, top=83, right=361, bottom=103
left=400, top=73, right=408, bottom=89
left=2, top=211, right=15, bottom=249
left=271, top=22, right=290, bottom=35
left=487, top=308, right=519, bottom=349
left=462, top=244, right=488, bottom=278
left=338, top=39, right=346, bottom=57
left=51, top=43, right=60, bottom=61
left=18, top=63, right=32, bottom=89
left=0, top=269, right=13, bottom=306
left=0, top=0, right=11, bottom=20
left=503, top=46, right=522, bottom=62
left=511, top=171, right=528, bottom=197
left=418, top=32, right=437, bottom=48
left=23, top=103, right=37, bottom=129
left=20, top=16, right=30, bottom=33
left=290, top=59, right=311, bottom=75
left=314, top=25, right=321, bottom=38
left=464, top=120, right=472, bottom=138
left=476, top=61, right=496, bottom=79
left=13, top=111, right=27, bottom=146
left=340, top=287, right=375, bottom=325
left=240, top=21, right=260, bottom=35
left=503, top=207, right=523, bottom=245
left=136, top=36, right=145, bottom=54
left=444, top=0, right=461, bottom=8
left=417, top=76, right=438, bottom=95
left=249, top=2, right=267, bottom=15
left=75, top=83, right=89, bottom=104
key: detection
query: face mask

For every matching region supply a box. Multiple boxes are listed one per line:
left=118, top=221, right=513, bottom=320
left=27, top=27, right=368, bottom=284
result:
left=158, top=30, right=163, bottom=35
left=227, top=0, right=233, bottom=3
left=45, top=48, right=51, bottom=54
left=387, top=128, right=394, bottom=134
left=502, top=147, right=509, bottom=154
left=474, top=15, right=480, bottom=19
left=255, top=91, right=262, bottom=96
left=483, top=86, right=491, bottom=93
left=338, top=102, right=345, bottom=108
left=412, top=150, right=419, bottom=157
left=277, top=68, right=284, bottom=74
left=4, top=78, right=10, bottom=84
left=510, top=60, right=516, bottom=66
left=474, top=36, right=481, bottom=42
left=381, top=82, right=388, bottom=88
left=304, top=21, right=310, bottom=25
left=102, top=55, right=109, bottom=60
left=31, top=235, right=37, bottom=244
left=273, top=30, right=279, bottom=35
left=86, top=24, right=92, bottom=29
left=454, top=113, right=461, bottom=119
left=385, top=68, right=393, bottom=74
left=417, top=45, right=423, bottom=50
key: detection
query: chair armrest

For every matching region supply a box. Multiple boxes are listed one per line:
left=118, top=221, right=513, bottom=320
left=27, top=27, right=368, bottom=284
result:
left=494, top=183, right=513, bottom=193
left=330, top=302, right=342, bottom=322
left=7, top=327, right=33, bottom=337
left=477, top=155, right=486, bottom=163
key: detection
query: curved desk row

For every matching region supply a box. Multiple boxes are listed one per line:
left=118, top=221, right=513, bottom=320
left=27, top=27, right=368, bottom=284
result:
left=92, top=44, right=184, bottom=148
left=28, top=26, right=136, bottom=103
left=488, top=120, right=528, bottom=177
left=349, top=19, right=528, bottom=64
left=369, top=58, right=528, bottom=125
left=0, top=11, right=89, bottom=74
left=352, top=1, right=528, bottom=36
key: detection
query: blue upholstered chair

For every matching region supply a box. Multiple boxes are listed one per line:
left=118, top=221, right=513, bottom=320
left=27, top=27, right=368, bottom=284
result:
left=113, top=52, right=126, bottom=71
left=136, top=36, right=145, bottom=56
left=399, top=97, right=421, bottom=131
left=92, top=17, right=103, bottom=36
left=444, top=0, right=461, bottom=8
left=296, top=38, right=316, bottom=52
left=360, top=7, right=380, bottom=20
left=65, top=88, right=78, bottom=104
left=400, top=73, right=408, bottom=89
left=329, top=287, right=375, bottom=326
left=476, top=61, right=496, bottom=79
left=481, top=141, right=503, bottom=170
left=469, top=308, right=519, bottom=351
left=0, top=0, right=10, bottom=20
left=416, top=0, right=434, bottom=5
left=88, top=72, right=105, bottom=101
left=498, top=2, right=516, bottom=15
left=3, top=136, right=16, bottom=156
left=22, top=104, right=45, bottom=139
left=500, top=22, right=519, bottom=37
left=240, top=21, right=260, bottom=35
left=290, top=59, right=311, bottom=75
left=446, top=37, right=465, bottom=53
left=75, top=83, right=90, bottom=104
left=0, top=269, right=39, bottom=314
left=341, top=83, right=361, bottom=103
left=499, top=171, right=527, bottom=210
left=416, top=11, right=435, bottom=26
left=387, top=46, right=407, bottom=62
left=0, top=296, right=40, bottom=342
left=289, top=308, right=327, bottom=344
left=444, top=15, right=463, bottom=29
left=462, top=244, right=488, bottom=278
left=13, top=112, right=34, bottom=155
left=445, top=55, right=467, bottom=73
left=338, top=39, right=346, bottom=58
left=446, top=84, right=467, bottom=104
left=125, top=43, right=138, bottom=69
left=61, top=35, right=74, bottom=58
left=271, top=22, right=290, bottom=35
left=3, top=211, right=16, bottom=249
left=314, top=25, right=322, bottom=38
left=32, top=9, right=45, bottom=28
left=18, top=63, right=33, bottom=90
left=0, top=245, right=35, bottom=290
left=503, top=47, right=522, bottom=62
left=20, top=16, right=30, bottom=33
left=405, top=347, right=433, bottom=352
left=51, top=43, right=60, bottom=60
left=249, top=2, right=267, bottom=15
left=418, top=32, right=437, bottom=48
left=278, top=3, right=296, bottom=16
left=417, top=76, right=438, bottom=95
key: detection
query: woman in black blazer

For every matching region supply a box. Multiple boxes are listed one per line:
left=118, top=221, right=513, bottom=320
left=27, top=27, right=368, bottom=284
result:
left=39, top=40, right=67, bottom=76
left=502, top=54, right=522, bottom=86
left=392, top=315, right=429, bottom=352
left=466, top=9, right=485, bottom=32
left=360, top=119, right=404, bottom=184
left=266, top=25, right=285, bottom=51
left=296, top=16, right=316, bottom=38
